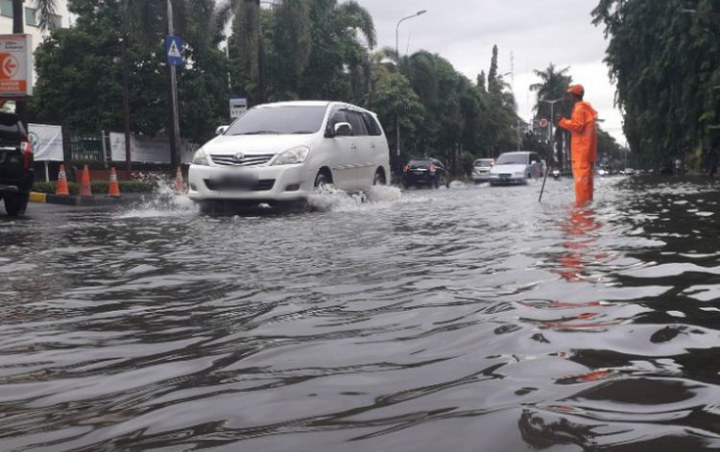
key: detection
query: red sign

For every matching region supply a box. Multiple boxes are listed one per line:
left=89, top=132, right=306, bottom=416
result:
left=0, top=35, right=32, bottom=97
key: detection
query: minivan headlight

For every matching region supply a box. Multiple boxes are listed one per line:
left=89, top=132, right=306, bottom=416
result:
left=270, top=146, right=309, bottom=166
left=192, top=148, right=210, bottom=166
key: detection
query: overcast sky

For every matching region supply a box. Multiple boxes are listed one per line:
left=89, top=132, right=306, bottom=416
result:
left=357, top=0, right=625, bottom=145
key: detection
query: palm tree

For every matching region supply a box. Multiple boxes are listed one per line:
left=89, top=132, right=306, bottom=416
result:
left=530, top=63, right=572, bottom=119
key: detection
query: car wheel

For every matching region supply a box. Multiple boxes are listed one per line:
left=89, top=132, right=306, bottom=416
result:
left=4, top=192, right=29, bottom=216
left=314, top=170, right=332, bottom=190
left=373, top=169, right=386, bottom=185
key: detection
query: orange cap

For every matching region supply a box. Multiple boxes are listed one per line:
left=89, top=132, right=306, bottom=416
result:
left=567, top=84, right=584, bottom=96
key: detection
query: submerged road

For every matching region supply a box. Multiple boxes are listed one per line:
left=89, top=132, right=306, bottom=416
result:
left=1, top=175, right=719, bottom=451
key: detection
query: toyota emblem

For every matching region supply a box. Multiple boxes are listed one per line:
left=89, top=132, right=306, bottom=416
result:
left=233, top=152, right=245, bottom=162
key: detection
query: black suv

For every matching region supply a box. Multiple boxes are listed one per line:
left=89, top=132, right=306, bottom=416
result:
left=0, top=112, right=33, bottom=216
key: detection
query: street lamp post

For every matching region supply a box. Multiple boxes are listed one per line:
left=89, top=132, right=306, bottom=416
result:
left=394, top=10, right=426, bottom=159
left=540, top=97, right=563, bottom=169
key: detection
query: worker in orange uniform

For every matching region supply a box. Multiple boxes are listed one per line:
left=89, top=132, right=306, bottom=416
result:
left=556, top=84, right=598, bottom=206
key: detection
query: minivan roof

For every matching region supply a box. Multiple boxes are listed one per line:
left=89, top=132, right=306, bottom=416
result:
left=253, top=100, right=376, bottom=116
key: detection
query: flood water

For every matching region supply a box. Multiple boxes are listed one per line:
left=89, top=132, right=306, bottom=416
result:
left=1, top=175, right=719, bottom=451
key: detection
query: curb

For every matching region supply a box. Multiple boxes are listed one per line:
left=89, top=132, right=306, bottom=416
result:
left=30, top=192, right=145, bottom=206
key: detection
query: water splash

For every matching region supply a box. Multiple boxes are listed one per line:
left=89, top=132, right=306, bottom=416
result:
left=308, top=184, right=406, bottom=212
left=117, top=178, right=197, bottom=218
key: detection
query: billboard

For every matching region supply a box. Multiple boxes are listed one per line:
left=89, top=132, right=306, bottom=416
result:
left=109, top=132, right=197, bottom=164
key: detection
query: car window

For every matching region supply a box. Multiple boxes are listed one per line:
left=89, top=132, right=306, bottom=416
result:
left=225, top=105, right=327, bottom=135
left=344, top=110, right=368, bottom=136
left=496, top=153, right=528, bottom=165
left=361, top=112, right=382, bottom=136
left=474, top=159, right=493, bottom=166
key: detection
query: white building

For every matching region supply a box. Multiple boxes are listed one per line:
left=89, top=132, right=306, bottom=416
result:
left=0, top=0, right=71, bottom=53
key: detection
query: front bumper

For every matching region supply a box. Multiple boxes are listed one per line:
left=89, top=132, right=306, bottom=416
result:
left=471, top=170, right=491, bottom=181
left=489, top=174, right=527, bottom=185
left=188, top=164, right=314, bottom=203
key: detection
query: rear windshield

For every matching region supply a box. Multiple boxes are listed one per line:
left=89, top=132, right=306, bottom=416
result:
left=409, top=159, right=433, bottom=166
left=225, top=105, right=327, bottom=135
left=496, top=153, right=528, bottom=165
left=0, top=113, right=24, bottom=144
left=474, top=159, right=493, bottom=166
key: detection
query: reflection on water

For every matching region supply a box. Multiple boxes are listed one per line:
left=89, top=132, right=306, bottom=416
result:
left=0, top=176, right=719, bottom=451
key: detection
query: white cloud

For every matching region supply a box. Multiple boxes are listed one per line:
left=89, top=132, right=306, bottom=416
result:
left=357, top=0, right=626, bottom=144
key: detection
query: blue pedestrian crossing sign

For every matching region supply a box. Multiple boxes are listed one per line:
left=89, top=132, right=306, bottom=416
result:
left=166, top=35, right=184, bottom=66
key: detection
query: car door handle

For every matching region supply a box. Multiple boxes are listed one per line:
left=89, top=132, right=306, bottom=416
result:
left=370, top=143, right=376, bottom=149
left=351, top=144, right=357, bottom=151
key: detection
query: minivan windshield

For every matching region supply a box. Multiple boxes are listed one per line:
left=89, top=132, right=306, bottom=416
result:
left=496, top=153, right=528, bottom=165
left=225, top=105, right=327, bottom=135
left=474, top=159, right=493, bottom=166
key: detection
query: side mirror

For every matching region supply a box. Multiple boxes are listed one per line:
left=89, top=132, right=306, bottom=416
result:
left=215, top=125, right=229, bottom=135
left=333, top=122, right=352, bottom=137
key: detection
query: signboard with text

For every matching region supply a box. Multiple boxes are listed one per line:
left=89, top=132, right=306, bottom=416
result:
left=229, top=97, right=248, bottom=119
left=0, top=34, right=32, bottom=97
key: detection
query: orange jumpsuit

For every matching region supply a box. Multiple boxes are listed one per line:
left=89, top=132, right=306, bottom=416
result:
left=558, top=101, right=598, bottom=205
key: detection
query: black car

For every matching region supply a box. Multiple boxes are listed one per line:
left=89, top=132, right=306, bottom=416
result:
left=0, top=112, right=33, bottom=216
left=402, top=158, right=451, bottom=188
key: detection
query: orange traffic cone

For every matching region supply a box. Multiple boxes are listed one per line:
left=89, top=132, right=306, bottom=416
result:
left=173, top=166, right=185, bottom=194
left=56, top=164, right=69, bottom=195
left=108, top=167, right=121, bottom=197
left=79, top=164, right=92, bottom=197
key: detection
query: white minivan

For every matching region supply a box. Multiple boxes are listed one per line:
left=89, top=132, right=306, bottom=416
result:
left=188, top=101, right=390, bottom=210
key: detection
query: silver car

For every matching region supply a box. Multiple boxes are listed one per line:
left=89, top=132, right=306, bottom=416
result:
left=471, top=158, right=494, bottom=183
left=488, top=151, right=545, bottom=185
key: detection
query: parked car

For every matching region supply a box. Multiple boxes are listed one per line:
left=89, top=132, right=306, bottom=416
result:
left=188, top=101, right=390, bottom=211
left=471, top=158, right=494, bottom=183
left=0, top=111, right=33, bottom=216
left=488, top=151, right=544, bottom=185
left=402, top=157, right=451, bottom=188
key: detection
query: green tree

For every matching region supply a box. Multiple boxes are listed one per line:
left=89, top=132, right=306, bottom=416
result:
left=592, top=0, right=720, bottom=169
left=529, top=63, right=573, bottom=119
left=32, top=0, right=228, bottom=146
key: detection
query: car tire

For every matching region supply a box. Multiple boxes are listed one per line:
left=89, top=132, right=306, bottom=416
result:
left=373, top=169, right=386, bottom=185
left=4, top=192, right=28, bottom=216
left=314, top=170, right=332, bottom=190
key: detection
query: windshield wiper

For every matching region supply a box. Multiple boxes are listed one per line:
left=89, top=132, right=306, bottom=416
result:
left=291, top=130, right=315, bottom=134
left=238, top=130, right=281, bottom=135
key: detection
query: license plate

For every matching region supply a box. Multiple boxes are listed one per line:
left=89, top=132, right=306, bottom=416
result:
left=214, top=171, right=258, bottom=188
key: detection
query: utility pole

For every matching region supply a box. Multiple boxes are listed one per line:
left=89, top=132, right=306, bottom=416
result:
left=121, top=0, right=132, bottom=179
left=248, top=0, right=266, bottom=104
left=395, top=10, right=426, bottom=161
left=11, top=0, right=28, bottom=132
left=167, top=0, right=181, bottom=169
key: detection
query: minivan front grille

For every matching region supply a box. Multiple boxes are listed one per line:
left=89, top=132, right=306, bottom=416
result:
left=204, top=178, right=276, bottom=191
left=210, top=153, right=274, bottom=167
